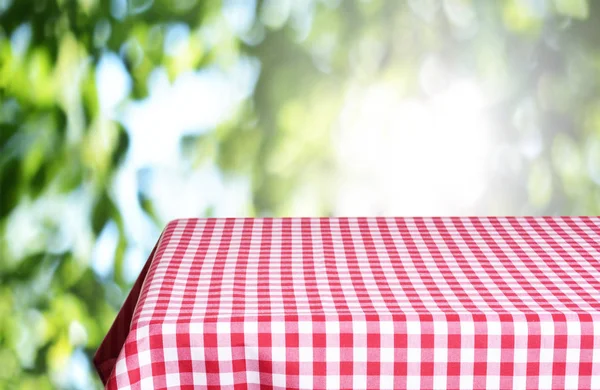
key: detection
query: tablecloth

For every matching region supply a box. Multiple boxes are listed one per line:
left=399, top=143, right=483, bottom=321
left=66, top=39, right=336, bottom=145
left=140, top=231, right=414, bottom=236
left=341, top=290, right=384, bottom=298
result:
left=94, top=217, right=600, bottom=389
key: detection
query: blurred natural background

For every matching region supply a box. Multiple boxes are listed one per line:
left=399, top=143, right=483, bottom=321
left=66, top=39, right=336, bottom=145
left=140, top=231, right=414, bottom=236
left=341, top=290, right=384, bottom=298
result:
left=1, top=0, right=599, bottom=388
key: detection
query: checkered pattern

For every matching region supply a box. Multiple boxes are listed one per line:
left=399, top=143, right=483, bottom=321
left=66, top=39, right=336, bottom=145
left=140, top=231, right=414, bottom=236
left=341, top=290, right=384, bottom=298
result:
left=94, top=217, right=600, bottom=389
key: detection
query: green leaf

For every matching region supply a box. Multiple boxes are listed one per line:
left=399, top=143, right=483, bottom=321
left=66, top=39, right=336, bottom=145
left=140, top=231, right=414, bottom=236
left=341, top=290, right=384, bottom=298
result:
left=110, top=124, right=129, bottom=168
left=0, top=157, right=21, bottom=219
left=91, top=192, right=113, bottom=235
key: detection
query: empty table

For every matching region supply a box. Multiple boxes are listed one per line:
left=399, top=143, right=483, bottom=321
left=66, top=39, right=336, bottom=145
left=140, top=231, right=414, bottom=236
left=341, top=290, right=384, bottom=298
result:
left=95, top=217, right=600, bottom=389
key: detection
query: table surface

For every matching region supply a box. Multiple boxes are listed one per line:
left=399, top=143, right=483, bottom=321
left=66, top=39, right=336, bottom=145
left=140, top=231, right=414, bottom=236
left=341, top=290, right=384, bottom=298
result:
left=95, top=217, right=600, bottom=389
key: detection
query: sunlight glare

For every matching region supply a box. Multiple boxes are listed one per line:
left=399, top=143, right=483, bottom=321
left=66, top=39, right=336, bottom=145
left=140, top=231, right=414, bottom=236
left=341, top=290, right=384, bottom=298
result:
left=335, top=79, right=492, bottom=215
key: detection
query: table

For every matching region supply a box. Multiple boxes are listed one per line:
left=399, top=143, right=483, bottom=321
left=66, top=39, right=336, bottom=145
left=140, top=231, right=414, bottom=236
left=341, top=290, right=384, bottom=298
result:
left=94, top=217, right=600, bottom=389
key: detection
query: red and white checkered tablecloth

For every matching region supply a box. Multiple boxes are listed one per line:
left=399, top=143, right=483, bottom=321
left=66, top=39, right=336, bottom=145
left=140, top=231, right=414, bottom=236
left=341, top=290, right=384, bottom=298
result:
left=94, top=217, right=600, bottom=389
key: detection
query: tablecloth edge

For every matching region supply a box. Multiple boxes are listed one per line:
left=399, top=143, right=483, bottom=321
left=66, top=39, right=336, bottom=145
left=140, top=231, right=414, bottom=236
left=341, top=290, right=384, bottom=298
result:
left=92, top=235, right=162, bottom=385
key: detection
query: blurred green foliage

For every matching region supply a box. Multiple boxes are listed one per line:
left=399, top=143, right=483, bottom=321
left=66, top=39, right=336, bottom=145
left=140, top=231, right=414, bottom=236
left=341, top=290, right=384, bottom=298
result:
left=2, top=0, right=600, bottom=388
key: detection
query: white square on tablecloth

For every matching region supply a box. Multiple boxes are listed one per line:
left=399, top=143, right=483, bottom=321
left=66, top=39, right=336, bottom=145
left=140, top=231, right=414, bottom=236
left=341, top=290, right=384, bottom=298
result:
left=407, top=321, right=420, bottom=335
left=244, top=322, right=258, bottom=334
left=407, top=375, right=421, bottom=389
left=538, top=375, right=553, bottom=389
left=217, top=322, right=230, bottom=334
left=166, top=373, right=180, bottom=387
left=434, top=347, right=447, bottom=362
left=540, top=322, right=554, bottom=335
left=299, top=347, right=312, bottom=362
left=162, top=323, right=176, bottom=335
left=564, top=376, right=579, bottom=388
left=191, top=347, right=204, bottom=361
left=326, top=347, right=340, bottom=362
left=380, top=375, right=394, bottom=389
left=220, top=373, right=234, bottom=386
left=115, top=359, right=127, bottom=375
left=299, top=375, right=312, bottom=388
left=193, top=372, right=206, bottom=386
left=380, top=321, right=394, bottom=334
left=513, top=322, right=527, bottom=336
left=218, top=347, right=232, bottom=361
left=407, top=347, right=420, bottom=363
left=354, top=321, right=367, bottom=334
left=486, top=376, right=500, bottom=390
left=353, top=375, right=367, bottom=389
left=433, top=375, right=447, bottom=390
left=460, top=375, right=473, bottom=389
left=164, top=348, right=178, bottom=362
left=138, top=350, right=151, bottom=367
left=137, top=326, right=149, bottom=338
left=271, top=322, right=285, bottom=334
left=381, top=348, right=394, bottom=362
left=273, top=373, right=286, bottom=387
left=488, top=348, right=501, bottom=363
left=513, top=375, right=527, bottom=389
left=189, top=323, right=203, bottom=334
left=299, top=321, right=312, bottom=333
left=462, top=321, right=474, bottom=335
left=461, top=348, right=475, bottom=363
left=140, top=376, right=154, bottom=390
left=354, top=347, right=367, bottom=362
left=246, top=370, right=260, bottom=384
left=272, top=347, right=286, bottom=362
left=434, top=321, right=448, bottom=334
left=540, top=349, right=553, bottom=363
left=567, top=321, right=581, bottom=336
left=326, top=375, right=340, bottom=389
left=326, top=321, right=340, bottom=334
left=487, top=321, right=501, bottom=335
left=514, top=350, right=527, bottom=364
left=566, top=348, right=580, bottom=363
left=245, top=345, right=259, bottom=360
